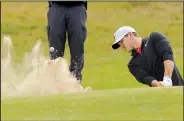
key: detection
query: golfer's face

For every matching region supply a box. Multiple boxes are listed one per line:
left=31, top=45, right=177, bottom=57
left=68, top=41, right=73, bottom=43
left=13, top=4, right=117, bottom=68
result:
left=119, top=35, right=132, bottom=52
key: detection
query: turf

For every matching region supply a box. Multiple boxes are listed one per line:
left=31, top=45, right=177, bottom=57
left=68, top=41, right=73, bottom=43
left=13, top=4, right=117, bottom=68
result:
left=1, top=2, right=183, bottom=120
left=2, top=87, right=183, bottom=120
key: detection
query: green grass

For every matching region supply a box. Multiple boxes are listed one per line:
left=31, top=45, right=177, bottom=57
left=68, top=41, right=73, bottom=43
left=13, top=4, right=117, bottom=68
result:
left=1, top=2, right=183, bottom=120
left=2, top=87, right=183, bottom=120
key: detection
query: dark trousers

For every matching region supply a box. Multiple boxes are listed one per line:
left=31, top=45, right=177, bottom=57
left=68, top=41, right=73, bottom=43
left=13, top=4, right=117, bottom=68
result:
left=47, top=4, right=87, bottom=82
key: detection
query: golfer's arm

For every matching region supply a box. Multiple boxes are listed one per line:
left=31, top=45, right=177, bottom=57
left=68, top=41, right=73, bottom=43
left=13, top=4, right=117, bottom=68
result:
left=162, top=45, right=174, bottom=78
left=151, top=32, right=175, bottom=78
left=128, top=65, right=157, bottom=87
left=163, top=60, right=174, bottom=78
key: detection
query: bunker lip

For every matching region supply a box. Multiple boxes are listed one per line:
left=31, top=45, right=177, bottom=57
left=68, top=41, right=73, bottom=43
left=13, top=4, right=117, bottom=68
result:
left=1, top=36, right=92, bottom=98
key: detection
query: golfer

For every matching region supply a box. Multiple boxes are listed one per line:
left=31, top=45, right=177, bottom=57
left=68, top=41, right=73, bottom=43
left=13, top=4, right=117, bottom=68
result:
left=112, top=26, right=184, bottom=87
left=47, top=1, right=87, bottom=83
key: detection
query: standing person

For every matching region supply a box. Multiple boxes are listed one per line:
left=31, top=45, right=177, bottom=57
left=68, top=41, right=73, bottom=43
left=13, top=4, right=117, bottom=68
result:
left=47, top=1, right=87, bottom=83
left=111, top=26, right=184, bottom=87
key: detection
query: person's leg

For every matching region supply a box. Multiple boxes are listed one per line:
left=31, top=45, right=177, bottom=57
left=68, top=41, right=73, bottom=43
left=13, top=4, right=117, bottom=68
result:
left=66, top=5, right=87, bottom=83
left=47, top=5, right=67, bottom=59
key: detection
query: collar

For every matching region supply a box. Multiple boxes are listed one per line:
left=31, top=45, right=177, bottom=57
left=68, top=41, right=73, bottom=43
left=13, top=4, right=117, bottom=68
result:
left=136, top=46, right=142, bottom=54
left=131, top=38, right=146, bottom=56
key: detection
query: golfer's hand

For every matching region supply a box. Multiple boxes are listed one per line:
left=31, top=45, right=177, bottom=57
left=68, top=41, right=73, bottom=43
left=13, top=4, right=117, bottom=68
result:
left=151, top=80, right=164, bottom=87
left=161, top=76, right=173, bottom=86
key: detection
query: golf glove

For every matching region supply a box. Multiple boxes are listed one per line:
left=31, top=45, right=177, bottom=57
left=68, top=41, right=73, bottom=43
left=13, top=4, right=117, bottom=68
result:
left=162, top=76, right=173, bottom=86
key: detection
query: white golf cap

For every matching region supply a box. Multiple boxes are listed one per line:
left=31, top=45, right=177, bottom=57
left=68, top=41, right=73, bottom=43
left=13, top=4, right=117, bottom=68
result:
left=112, top=26, right=136, bottom=49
